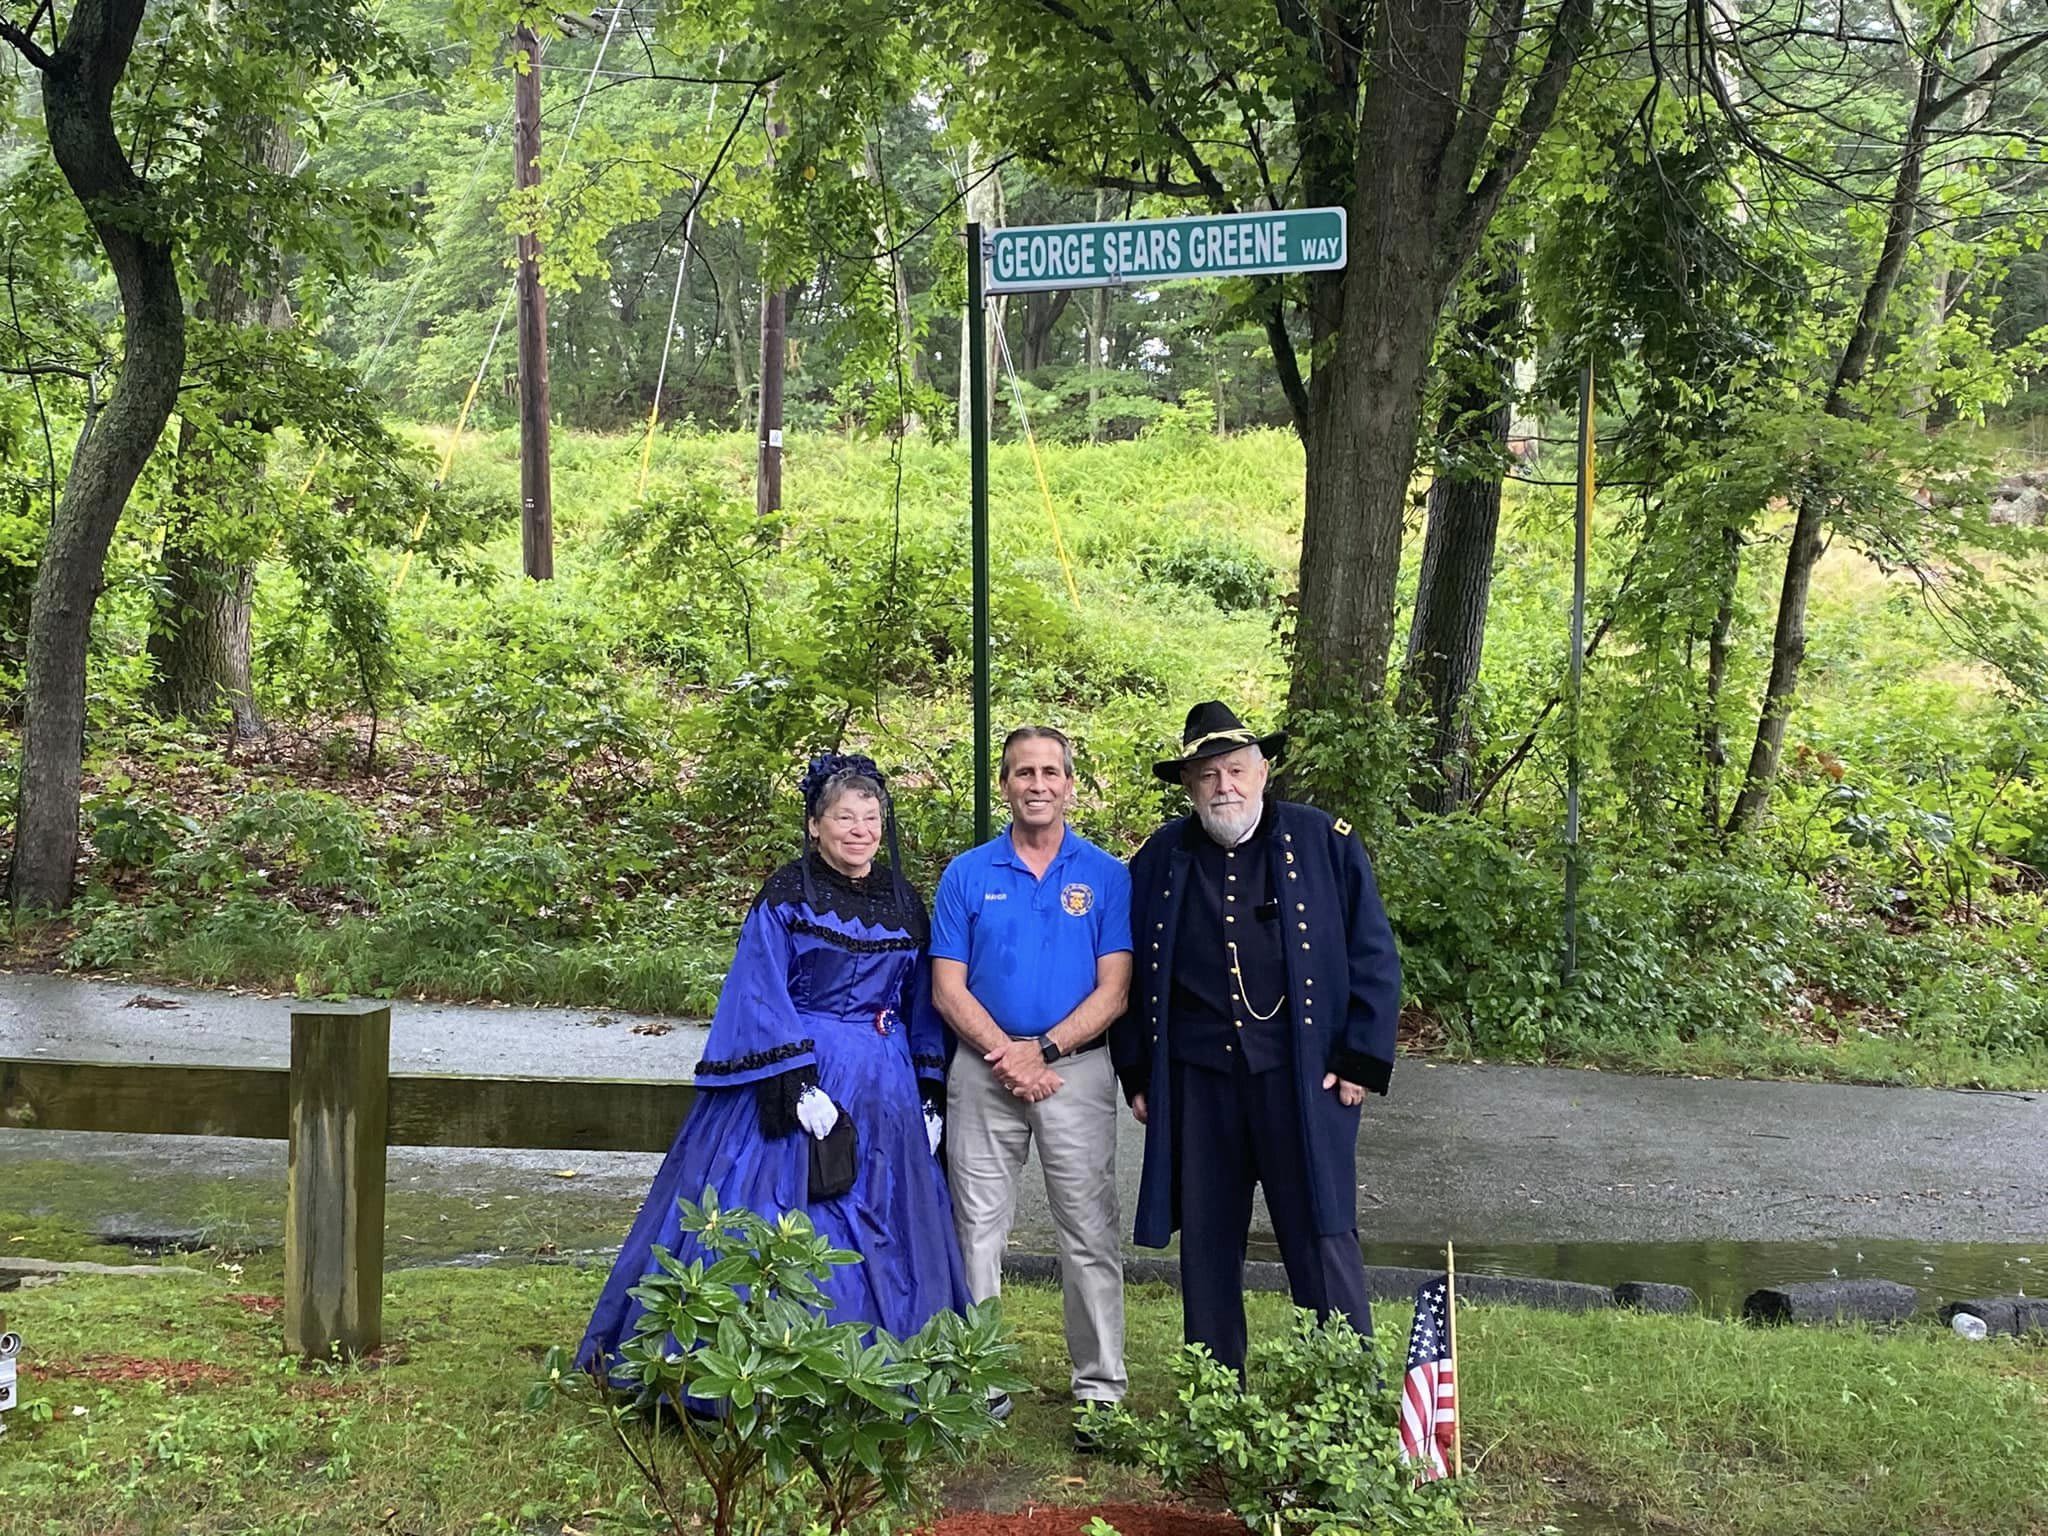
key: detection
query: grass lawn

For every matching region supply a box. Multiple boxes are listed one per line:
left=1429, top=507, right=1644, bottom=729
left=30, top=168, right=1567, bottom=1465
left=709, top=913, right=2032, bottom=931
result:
left=1, top=1224, right=2043, bottom=1536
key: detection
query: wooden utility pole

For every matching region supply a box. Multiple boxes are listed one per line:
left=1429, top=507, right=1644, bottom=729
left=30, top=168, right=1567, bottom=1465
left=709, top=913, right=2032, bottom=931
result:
left=513, top=24, right=554, bottom=579
left=756, top=289, right=785, bottom=513
left=756, top=100, right=788, bottom=515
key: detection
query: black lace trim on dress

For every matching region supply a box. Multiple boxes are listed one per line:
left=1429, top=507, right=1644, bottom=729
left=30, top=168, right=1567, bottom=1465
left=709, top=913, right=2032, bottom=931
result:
left=786, top=916, right=922, bottom=954
left=754, top=855, right=930, bottom=943
left=696, top=1037, right=815, bottom=1078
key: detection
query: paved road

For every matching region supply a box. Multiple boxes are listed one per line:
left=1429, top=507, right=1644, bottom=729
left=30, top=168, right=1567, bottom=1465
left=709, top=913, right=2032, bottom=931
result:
left=4, top=973, right=2045, bottom=1257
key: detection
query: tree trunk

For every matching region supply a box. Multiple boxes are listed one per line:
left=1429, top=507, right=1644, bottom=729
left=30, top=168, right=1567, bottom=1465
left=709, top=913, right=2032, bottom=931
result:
left=1726, top=40, right=1945, bottom=834
left=1276, top=0, right=1588, bottom=716
left=1291, top=0, right=1473, bottom=710
left=146, top=118, right=294, bottom=739
left=514, top=25, right=554, bottom=576
left=1087, top=189, right=1107, bottom=442
left=958, top=142, right=1002, bottom=438
left=12, top=0, right=186, bottom=913
left=1700, top=525, right=1741, bottom=833
left=1020, top=288, right=1070, bottom=372
left=147, top=449, right=262, bottom=736
left=1399, top=260, right=1518, bottom=812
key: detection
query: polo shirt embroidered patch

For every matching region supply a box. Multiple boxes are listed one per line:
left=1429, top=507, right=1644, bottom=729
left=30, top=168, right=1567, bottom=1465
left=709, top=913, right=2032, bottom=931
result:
left=1061, top=882, right=1094, bottom=915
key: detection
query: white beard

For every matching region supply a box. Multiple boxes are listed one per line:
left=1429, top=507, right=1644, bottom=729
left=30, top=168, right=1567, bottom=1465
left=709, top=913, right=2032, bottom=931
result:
left=1196, top=797, right=1261, bottom=847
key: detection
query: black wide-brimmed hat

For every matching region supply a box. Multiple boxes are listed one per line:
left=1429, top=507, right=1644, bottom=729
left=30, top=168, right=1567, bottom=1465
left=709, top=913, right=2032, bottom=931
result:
left=1152, top=701, right=1286, bottom=784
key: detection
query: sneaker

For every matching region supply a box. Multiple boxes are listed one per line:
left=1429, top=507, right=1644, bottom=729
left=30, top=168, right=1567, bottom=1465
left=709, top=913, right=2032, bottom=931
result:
left=986, top=1391, right=1014, bottom=1423
left=1073, top=1400, right=1115, bottom=1455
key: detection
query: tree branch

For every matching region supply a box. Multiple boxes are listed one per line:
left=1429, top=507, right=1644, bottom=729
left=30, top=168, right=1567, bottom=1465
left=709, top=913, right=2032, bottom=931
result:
left=1027, top=0, right=1310, bottom=433
left=1259, top=295, right=1310, bottom=440
left=1927, top=28, right=2048, bottom=117
left=1442, top=0, right=1530, bottom=203
left=0, top=17, right=53, bottom=70
left=1085, top=171, right=1210, bottom=196
left=1026, top=0, right=1235, bottom=206
left=0, top=360, right=95, bottom=381
left=1447, top=0, right=1597, bottom=272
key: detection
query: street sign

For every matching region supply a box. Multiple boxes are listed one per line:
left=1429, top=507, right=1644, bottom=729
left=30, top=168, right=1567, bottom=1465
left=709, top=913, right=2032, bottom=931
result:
left=985, top=207, right=1347, bottom=294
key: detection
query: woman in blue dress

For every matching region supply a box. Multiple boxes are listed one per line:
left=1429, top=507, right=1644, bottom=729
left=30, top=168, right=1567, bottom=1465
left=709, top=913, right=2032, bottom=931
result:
left=578, top=754, right=970, bottom=1376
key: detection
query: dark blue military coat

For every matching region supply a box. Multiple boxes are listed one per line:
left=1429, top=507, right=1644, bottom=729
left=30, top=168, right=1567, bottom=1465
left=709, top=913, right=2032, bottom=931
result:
left=1110, top=798, right=1401, bottom=1248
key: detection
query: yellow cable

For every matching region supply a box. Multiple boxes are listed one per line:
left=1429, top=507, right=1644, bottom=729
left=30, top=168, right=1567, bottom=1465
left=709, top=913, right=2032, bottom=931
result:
left=993, top=327, right=1083, bottom=612
left=1021, top=424, right=1084, bottom=613
left=636, top=395, right=661, bottom=499
left=296, top=445, right=328, bottom=500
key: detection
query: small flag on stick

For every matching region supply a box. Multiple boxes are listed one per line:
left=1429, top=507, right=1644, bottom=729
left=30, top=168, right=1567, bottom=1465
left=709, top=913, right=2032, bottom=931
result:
left=1398, top=1261, right=1458, bottom=1482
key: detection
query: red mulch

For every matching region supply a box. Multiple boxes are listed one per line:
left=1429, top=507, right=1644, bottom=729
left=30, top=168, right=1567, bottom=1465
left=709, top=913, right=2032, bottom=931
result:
left=227, top=1293, right=284, bottom=1316
left=48, top=1355, right=246, bottom=1391
left=923, top=1505, right=1244, bottom=1536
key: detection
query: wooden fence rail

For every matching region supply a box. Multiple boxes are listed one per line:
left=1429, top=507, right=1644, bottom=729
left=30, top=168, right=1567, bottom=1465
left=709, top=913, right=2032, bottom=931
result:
left=0, top=1001, right=696, bottom=1360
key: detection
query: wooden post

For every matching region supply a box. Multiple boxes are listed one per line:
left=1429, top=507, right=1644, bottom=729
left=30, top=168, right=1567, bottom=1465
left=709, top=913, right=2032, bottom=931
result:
left=285, top=1002, right=390, bottom=1360
left=513, top=23, right=554, bottom=579
left=756, top=94, right=788, bottom=516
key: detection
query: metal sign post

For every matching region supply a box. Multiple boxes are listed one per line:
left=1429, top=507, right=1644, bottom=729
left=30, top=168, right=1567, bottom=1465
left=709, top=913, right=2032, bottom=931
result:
left=967, top=221, right=993, bottom=844
left=964, top=206, right=1348, bottom=829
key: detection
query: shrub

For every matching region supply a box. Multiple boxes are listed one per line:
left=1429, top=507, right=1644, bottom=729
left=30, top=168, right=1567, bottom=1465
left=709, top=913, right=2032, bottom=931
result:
left=86, top=793, right=194, bottom=871
left=158, top=789, right=378, bottom=901
left=541, top=1194, right=1026, bottom=1536
left=1081, top=1310, right=1469, bottom=1535
left=1142, top=535, right=1277, bottom=613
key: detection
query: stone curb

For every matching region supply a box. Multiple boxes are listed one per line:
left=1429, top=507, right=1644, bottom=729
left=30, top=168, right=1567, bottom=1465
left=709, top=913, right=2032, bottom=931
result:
left=1741, top=1279, right=1918, bottom=1326
left=1001, top=1252, right=1696, bottom=1315
left=0, top=1258, right=202, bottom=1280
left=1941, top=1295, right=2048, bottom=1336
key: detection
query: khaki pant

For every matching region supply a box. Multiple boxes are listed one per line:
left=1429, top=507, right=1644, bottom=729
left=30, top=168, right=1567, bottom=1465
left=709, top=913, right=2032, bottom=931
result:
left=946, top=1044, right=1126, bottom=1402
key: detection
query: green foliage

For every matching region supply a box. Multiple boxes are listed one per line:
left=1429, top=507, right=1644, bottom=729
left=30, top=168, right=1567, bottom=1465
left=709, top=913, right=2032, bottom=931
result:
left=1082, top=1311, right=1469, bottom=1536
left=157, top=790, right=380, bottom=901
left=85, top=791, right=195, bottom=872
left=22, top=425, right=2048, bottom=1088
left=413, top=598, right=662, bottom=802
left=547, top=1192, right=1026, bottom=1536
left=1141, top=534, right=1276, bottom=614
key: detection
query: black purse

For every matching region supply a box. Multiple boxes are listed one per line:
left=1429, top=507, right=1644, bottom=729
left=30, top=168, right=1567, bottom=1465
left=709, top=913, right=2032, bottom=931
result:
left=808, top=1114, right=857, bottom=1201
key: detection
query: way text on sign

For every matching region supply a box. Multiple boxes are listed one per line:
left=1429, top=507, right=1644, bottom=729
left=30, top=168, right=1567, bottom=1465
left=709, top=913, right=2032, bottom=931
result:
left=984, top=208, right=1347, bottom=293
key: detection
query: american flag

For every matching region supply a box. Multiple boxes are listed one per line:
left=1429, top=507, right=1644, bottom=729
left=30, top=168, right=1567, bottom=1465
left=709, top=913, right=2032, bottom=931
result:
left=1398, top=1275, right=1457, bottom=1481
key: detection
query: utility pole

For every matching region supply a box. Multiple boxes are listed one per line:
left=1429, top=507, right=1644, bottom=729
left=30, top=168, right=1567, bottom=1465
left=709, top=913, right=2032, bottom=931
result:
left=756, top=99, right=788, bottom=515
left=513, top=23, right=554, bottom=579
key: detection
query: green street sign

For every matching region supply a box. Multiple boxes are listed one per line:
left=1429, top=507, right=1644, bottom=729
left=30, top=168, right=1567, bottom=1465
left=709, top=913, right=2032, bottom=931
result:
left=984, top=207, right=1347, bottom=294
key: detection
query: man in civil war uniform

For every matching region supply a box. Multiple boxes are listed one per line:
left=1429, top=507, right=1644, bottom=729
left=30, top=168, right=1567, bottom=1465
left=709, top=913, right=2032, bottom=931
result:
left=1110, top=701, right=1401, bottom=1374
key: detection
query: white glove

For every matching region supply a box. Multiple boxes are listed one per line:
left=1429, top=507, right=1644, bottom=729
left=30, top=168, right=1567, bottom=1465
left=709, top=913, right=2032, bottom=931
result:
left=795, top=1085, right=840, bottom=1140
left=924, top=1105, right=944, bottom=1155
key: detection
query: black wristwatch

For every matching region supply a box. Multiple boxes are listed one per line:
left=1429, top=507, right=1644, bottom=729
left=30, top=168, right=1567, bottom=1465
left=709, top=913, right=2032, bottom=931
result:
left=1038, top=1035, right=1065, bottom=1065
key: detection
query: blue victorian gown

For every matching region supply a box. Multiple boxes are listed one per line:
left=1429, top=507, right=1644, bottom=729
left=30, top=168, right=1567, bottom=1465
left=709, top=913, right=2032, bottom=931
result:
left=577, top=854, right=970, bottom=1378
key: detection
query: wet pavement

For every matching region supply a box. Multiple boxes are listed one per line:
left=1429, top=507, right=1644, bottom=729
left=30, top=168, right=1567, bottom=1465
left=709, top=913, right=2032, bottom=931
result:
left=4, top=974, right=2045, bottom=1304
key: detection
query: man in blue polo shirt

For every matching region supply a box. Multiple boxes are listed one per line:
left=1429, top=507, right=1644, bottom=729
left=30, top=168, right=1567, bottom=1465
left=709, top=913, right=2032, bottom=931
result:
left=931, top=725, right=1133, bottom=1437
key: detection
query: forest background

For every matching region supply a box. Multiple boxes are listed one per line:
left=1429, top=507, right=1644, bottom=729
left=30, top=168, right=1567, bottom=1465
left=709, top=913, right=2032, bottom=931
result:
left=1, top=0, right=2046, bottom=1089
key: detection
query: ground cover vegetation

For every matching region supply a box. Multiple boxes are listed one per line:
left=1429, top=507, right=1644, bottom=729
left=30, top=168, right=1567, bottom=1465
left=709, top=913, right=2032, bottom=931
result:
left=0, top=0, right=2043, bottom=1087
left=1, top=1210, right=2044, bottom=1536
left=20, top=418, right=2048, bottom=1087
